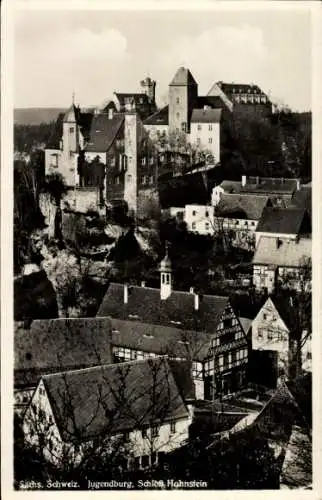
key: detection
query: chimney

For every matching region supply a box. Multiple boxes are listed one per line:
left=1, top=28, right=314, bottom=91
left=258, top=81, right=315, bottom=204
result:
left=141, top=281, right=146, bottom=288
left=189, top=287, right=195, bottom=294
left=194, top=293, right=199, bottom=311
left=124, top=283, right=128, bottom=304
left=241, top=175, right=247, bottom=187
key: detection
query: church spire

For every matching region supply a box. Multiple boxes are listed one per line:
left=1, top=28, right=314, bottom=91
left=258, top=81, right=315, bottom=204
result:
left=159, top=242, right=172, bottom=300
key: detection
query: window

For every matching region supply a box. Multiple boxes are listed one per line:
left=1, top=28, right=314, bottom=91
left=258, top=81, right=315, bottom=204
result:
left=223, top=318, right=232, bottom=328
left=197, top=124, right=202, bottom=131
left=141, top=157, right=146, bottom=166
left=258, top=330, right=263, bottom=339
left=141, top=428, right=147, bottom=438
left=205, top=210, right=209, bottom=217
left=150, top=175, right=154, bottom=185
left=251, top=221, right=255, bottom=226
left=141, top=175, right=146, bottom=184
left=127, top=174, right=132, bottom=182
left=267, top=330, right=273, bottom=341
left=263, top=313, right=268, bottom=320
left=70, top=127, right=74, bottom=133
left=165, top=274, right=170, bottom=285
left=151, top=426, right=159, bottom=438
left=176, top=112, right=180, bottom=119
left=208, top=138, right=213, bottom=144
left=244, top=221, right=248, bottom=226
left=176, top=97, right=180, bottom=104
left=197, top=138, right=201, bottom=145
left=205, top=222, right=210, bottom=230
left=26, top=352, right=32, bottom=361
left=209, top=124, right=213, bottom=131
left=181, top=122, right=187, bottom=132
left=110, top=157, right=116, bottom=167
left=170, top=421, right=176, bottom=434
left=218, top=355, right=224, bottom=369
left=150, top=157, right=154, bottom=165
left=115, top=177, right=120, bottom=185
left=192, top=222, right=196, bottom=230
left=69, top=151, right=73, bottom=159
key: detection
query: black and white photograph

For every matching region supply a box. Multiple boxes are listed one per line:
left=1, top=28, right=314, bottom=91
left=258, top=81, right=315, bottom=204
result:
left=3, top=0, right=319, bottom=495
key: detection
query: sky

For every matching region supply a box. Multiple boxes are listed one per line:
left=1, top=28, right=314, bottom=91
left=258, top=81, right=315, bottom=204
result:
left=14, top=8, right=312, bottom=111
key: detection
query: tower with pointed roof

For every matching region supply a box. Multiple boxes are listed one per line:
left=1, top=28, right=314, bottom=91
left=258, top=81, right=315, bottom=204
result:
left=168, top=67, right=198, bottom=135
left=61, top=102, right=79, bottom=185
left=159, top=243, right=172, bottom=300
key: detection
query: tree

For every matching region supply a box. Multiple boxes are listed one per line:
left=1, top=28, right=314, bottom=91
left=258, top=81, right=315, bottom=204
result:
left=41, top=173, right=68, bottom=240
left=275, top=256, right=312, bottom=380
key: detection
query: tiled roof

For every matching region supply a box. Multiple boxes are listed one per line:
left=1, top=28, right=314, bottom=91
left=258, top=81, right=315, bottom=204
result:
left=197, top=95, right=226, bottom=109
left=216, top=193, right=270, bottom=220
left=219, top=177, right=298, bottom=195
left=290, top=186, right=312, bottom=213
left=42, top=356, right=193, bottom=441
left=256, top=207, right=308, bottom=235
left=85, top=113, right=124, bottom=153
left=253, top=236, right=311, bottom=267
left=143, top=106, right=169, bottom=126
left=169, top=67, right=198, bottom=86
left=191, top=108, right=222, bottom=124
left=97, top=283, right=229, bottom=334
left=14, top=317, right=113, bottom=388
left=218, top=82, right=266, bottom=97
left=109, top=318, right=212, bottom=362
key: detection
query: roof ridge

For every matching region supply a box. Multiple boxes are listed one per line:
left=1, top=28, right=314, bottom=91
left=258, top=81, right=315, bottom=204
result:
left=42, top=355, right=170, bottom=380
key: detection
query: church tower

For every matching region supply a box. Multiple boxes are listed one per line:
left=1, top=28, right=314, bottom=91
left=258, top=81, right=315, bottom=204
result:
left=168, top=67, right=198, bottom=135
left=159, top=243, right=172, bottom=300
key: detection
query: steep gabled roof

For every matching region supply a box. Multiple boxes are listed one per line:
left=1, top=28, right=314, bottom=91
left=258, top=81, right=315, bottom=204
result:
left=97, top=283, right=229, bottom=334
left=197, top=95, right=227, bottom=110
left=253, top=236, right=311, bottom=267
left=14, top=317, right=113, bottom=388
left=63, top=104, right=78, bottom=123
left=256, top=207, right=308, bottom=235
left=216, top=193, right=270, bottom=220
left=42, top=356, right=193, bottom=441
left=85, top=113, right=124, bottom=153
left=169, top=67, right=198, bottom=87
left=191, top=108, right=222, bottom=124
left=143, top=106, right=169, bottom=126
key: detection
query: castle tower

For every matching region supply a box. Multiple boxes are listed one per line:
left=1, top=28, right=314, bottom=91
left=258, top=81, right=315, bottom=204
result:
left=159, top=243, right=172, bottom=300
left=124, top=112, right=139, bottom=216
left=140, top=77, right=156, bottom=104
left=61, top=102, right=79, bottom=186
left=168, top=67, right=198, bottom=134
